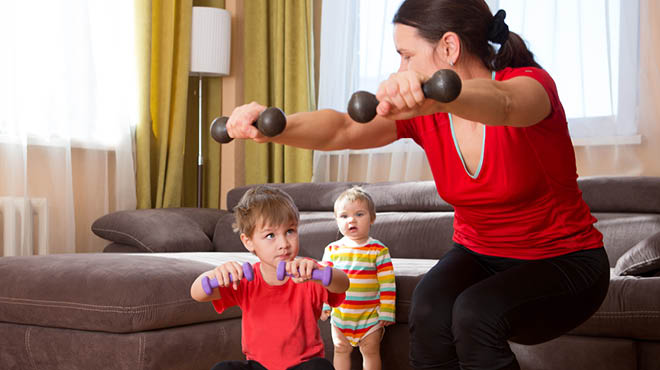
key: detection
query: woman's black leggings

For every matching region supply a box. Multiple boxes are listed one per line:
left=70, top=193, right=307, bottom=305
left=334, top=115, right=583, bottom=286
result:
left=409, top=244, right=610, bottom=370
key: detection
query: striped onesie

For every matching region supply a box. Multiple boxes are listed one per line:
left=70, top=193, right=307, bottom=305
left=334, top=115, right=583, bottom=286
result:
left=322, top=236, right=396, bottom=346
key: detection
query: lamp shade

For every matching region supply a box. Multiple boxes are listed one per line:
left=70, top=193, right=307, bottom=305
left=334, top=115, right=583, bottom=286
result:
left=190, top=7, right=231, bottom=76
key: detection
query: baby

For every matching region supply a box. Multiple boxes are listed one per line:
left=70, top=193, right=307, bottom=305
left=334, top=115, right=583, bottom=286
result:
left=321, top=186, right=396, bottom=370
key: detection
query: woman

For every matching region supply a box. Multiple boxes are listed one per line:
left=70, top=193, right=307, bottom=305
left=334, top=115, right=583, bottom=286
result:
left=224, top=1, right=609, bottom=369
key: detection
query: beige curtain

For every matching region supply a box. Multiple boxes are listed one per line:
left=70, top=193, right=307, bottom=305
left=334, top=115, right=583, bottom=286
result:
left=243, top=0, right=316, bottom=184
left=574, top=0, right=660, bottom=177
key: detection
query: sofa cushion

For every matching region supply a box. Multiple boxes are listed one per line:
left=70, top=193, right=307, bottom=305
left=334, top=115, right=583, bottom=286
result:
left=390, top=258, right=438, bottom=324
left=227, top=182, right=362, bottom=212
left=293, top=211, right=457, bottom=261
left=212, top=212, right=249, bottom=252
left=0, top=253, right=259, bottom=334
left=103, top=242, right=146, bottom=253
left=211, top=211, right=344, bottom=256
left=614, top=231, right=660, bottom=276
left=297, top=212, right=342, bottom=259
left=0, top=320, right=244, bottom=370
left=392, top=261, right=660, bottom=340
left=579, top=176, right=660, bottom=213
left=594, top=213, right=660, bottom=266
left=392, top=259, right=660, bottom=341
left=371, top=212, right=455, bottom=260
left=226, top=176, right=660, bottom=214
left=92, top=208, right=226, bottom=252
left=226, top=181, right=453, bottom=213
left=570, top=271, right=660, bottom=340
left=510, top=335, right=638, bottom=370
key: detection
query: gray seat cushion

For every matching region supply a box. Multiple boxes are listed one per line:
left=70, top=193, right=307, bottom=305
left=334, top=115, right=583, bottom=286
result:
left=0, top=253, right=259, bottom=333
left=392, top=261, right=660, bottom=341
left=569, top=271, right=660, bottom=340
left=390, top=259, right=438, bottom=324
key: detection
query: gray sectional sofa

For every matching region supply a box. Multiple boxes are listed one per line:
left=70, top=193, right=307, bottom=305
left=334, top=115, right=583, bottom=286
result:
left=1, top=176, right=660, bottom=370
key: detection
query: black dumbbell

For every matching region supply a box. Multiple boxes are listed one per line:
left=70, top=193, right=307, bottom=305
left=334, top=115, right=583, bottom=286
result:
left=347, top=69, right=462, bottom=123
left=210, top=107, right=287, bottom=144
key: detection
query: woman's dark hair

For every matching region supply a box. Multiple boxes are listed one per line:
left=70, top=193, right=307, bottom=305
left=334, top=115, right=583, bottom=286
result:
left=393, top=0, right=542, bottom=70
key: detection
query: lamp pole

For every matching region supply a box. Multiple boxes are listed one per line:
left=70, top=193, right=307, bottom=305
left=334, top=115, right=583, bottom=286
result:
left=190, top=6, right=231, bottom=207
left=197, top=75, right=203, bottom=208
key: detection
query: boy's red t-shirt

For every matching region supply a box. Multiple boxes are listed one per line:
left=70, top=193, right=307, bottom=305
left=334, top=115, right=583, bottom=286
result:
left=212, top=262, right=345, bottom=370
left=396, top=67, right=603, bottom=259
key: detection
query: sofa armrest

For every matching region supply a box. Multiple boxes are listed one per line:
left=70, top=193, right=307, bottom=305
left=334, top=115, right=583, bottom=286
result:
left=92, top=208, right=229, bottom=253
left=102, top=242, right=144, bottom=253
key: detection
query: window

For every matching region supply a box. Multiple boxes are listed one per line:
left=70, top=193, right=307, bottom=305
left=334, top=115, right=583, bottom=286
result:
left=0, top=0, right=137, bottom=148
left=488, top=0, right=641, bottom=145
left=314, top=0, right=641, bottom=182
left=319, top=0, right=640, bottom=143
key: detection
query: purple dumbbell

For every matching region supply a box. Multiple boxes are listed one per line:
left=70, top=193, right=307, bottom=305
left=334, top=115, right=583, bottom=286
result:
left=276, top=260, right=332, bottom=286
left=202, top=262, right=254, bottom=295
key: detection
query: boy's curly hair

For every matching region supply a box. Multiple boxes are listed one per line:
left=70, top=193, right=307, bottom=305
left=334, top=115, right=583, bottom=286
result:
left=334, top=186, right=376, bottom=221
left=233, top=185, right=299, bottom=237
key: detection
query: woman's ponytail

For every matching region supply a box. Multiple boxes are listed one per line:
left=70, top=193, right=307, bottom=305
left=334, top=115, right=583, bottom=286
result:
left=487, top=10, right=542, bottom=70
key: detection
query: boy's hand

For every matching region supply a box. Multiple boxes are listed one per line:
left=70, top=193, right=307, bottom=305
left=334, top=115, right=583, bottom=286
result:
left=380, top=320, right=395, bottom=327
left=320, top=310, right=331, bottom=321
left=286, top=258, right=319, bottom=283
left=213, top=261, right=245, bottom=290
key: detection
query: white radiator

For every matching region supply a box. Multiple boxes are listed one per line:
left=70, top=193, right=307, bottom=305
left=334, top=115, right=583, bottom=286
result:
left=0, top=197, right=49, bottom=256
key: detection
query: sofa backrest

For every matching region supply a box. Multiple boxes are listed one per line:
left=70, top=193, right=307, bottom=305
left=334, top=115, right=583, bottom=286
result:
left=288, top=211, right=456, bottom=261
left=220, top=177, right=660, bottom=265
left=228, top=177, right=660, bottom=214
left=225, top=181, right=457, bottom=260
left=578, top=176, right=660, bottom=265
left=227, top=181, right=453, bottom=213
left=578, top=176, right=660, bottom=213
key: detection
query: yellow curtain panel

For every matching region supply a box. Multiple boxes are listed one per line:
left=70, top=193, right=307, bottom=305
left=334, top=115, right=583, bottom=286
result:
left=135, top=0, right=193, bottom=208
left=135, top=0, right=225, bottom=209
left=243, top=0, right=316, bottom=184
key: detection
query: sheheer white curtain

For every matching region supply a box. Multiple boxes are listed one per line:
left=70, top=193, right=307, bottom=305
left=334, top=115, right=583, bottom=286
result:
left=488, top=0, right=640, bottom=146
left=0, top=1, right=137, bottom=255
left=314, top=0, right=641, bottom=183
left=313, top=0, right=431, bottom=183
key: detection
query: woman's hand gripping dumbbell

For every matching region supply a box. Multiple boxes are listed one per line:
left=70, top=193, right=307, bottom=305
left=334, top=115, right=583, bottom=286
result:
left=210, top=106, right=287, bottom=144
left=201, top=262, right=254, bottom=296
left=347, top=69, right=462, bottom=123
left=276, top=260, right=333, bottom=287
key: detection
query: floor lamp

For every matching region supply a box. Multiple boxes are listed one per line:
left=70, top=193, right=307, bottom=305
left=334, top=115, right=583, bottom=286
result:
left=190, top=6, right=231, bottom=207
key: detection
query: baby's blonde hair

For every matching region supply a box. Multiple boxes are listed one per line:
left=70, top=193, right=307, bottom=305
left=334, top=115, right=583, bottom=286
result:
left=334, top=186, right=376, bottom=221
left=233, top=186, right=299, bottom=237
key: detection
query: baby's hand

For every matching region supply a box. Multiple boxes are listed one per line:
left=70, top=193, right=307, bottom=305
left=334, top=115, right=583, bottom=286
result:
left=380, top=320, right=395, bottom=327
left=320, top=310, right=331, bottom=321
left=286, top=258, right=318, bottom=283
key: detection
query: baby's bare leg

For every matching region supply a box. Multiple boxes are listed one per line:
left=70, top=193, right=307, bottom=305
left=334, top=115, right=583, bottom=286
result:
left=331, top=324, right=353, bottom=370
left=359, top=327, right=384, bottom=370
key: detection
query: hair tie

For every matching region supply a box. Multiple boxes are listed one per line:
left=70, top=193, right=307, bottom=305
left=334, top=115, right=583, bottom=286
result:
left=488, top=9, right=509, bottom=45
